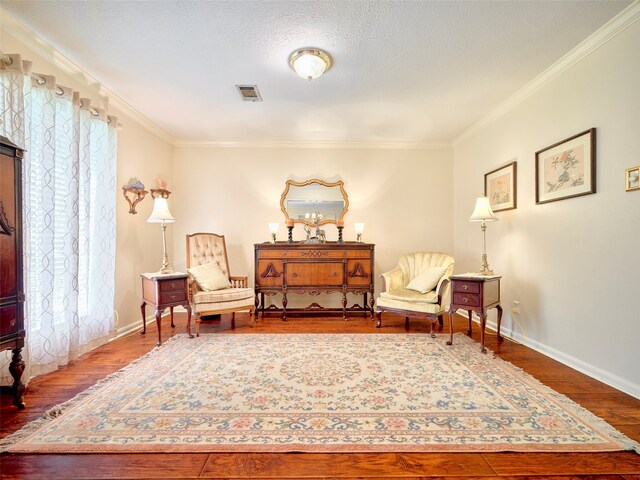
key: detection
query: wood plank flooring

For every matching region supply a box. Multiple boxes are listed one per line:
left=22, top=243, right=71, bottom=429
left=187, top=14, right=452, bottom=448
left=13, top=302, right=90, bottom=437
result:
left=1, top=312, right=639, bottom=479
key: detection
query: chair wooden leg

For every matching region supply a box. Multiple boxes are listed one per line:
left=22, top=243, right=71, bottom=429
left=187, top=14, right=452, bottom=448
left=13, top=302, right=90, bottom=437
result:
left=375, top=309, right=382, bottom=328
left=404, top=316, right=410, bottom=331
left=195, top=312, right=201, bottom=337
left=437, top=314, right=444, bottom=327
left=430, top=320, right=436, bottom=338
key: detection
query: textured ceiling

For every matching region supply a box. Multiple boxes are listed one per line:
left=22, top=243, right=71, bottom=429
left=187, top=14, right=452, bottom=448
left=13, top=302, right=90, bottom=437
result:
left=2, top=0, right=631, bottom=144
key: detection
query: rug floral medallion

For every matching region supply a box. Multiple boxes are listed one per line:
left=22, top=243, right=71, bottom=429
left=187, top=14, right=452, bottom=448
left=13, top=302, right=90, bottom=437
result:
left=2, top=333, right=638, bottom=453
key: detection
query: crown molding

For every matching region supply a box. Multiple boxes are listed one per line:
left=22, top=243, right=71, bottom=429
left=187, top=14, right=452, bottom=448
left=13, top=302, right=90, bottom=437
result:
left=453, top=1, right=640, bottom=146
left=173, top=139, right=452, bottom=150
left=0, top=8, right=174, bottom=145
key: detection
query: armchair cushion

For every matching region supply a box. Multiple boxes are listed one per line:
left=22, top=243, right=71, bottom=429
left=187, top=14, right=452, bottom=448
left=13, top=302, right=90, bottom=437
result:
left=405, top=266, right=446, bottom=294
left=192, top=287, right=253, bottom=305
left=187, top=262, right=231, bottom=291
left=380, top=289, right=439, bottom=304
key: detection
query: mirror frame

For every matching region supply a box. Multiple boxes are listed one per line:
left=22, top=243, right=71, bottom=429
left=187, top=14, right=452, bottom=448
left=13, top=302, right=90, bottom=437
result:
left=280, top=179, right=349, bottom=226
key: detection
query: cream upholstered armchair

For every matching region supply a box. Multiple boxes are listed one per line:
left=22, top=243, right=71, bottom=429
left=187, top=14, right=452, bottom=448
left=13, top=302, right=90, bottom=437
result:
left=186, top=233, right=255, bottom=335
left=375, top=252, right=455, bottom=336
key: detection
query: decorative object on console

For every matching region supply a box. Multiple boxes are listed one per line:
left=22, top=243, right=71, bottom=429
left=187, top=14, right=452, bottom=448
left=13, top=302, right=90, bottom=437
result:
left=484, top=161, right=517, bottom=212
left=535, top=128, right=596, bottom=204
left=625, top=166, right=639, bottom=192
left=354, top=222, right=365, bottom=243
left=289, top=48, right=331, bottom=81
left=286, top=218, right=294, bottom=242
left=337, top=219, right=344, bottom=243
left=147, top=188, right=175, bottom=274
left=268, top=222, right=279, bottom=243
left=469, top=196, right=498, bottom=275
left=375, top=252, right=455, bottom=336
left=122, top=177, right=147, bottom=214
left=303, top=211, right=326, bottom=243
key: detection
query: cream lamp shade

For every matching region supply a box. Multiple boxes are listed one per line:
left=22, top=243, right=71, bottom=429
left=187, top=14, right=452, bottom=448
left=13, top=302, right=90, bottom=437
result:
left=469, top=196, right=498, bottom=223
left=147, top=197, right=175, bottom=224
left=354, top=222, right=365, bottom=243
left=289, top=48, right=331, bottom=81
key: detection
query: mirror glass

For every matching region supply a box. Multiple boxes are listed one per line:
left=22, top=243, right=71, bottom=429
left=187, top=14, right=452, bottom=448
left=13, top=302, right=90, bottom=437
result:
left=280, top=179, right=348, bottom=225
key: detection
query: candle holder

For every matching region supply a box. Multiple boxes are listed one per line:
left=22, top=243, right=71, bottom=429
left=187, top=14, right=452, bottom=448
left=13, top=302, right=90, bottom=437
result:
left=337, top=226, right=344, bottom=243
left=287, top=225, right=294, bottom=243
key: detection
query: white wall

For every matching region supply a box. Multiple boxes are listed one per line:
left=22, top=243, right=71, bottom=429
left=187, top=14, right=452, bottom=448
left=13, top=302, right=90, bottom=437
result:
left=0, top=23, right=175, bottom=334
left=171, top=146, right=453, bottom=305
left=453, top=16, right=640, bottom=396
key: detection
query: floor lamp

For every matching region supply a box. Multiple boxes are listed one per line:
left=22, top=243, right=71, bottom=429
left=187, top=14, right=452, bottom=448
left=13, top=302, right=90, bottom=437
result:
left=147, top=189, right=175, bottom=274
left=469, top=196, right=498, bottom=275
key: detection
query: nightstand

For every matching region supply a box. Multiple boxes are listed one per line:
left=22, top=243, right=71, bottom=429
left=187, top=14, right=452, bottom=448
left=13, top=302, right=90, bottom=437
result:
left=447, top=274, right=503, bottom=353
left=140, top=273, right=192, bottom=346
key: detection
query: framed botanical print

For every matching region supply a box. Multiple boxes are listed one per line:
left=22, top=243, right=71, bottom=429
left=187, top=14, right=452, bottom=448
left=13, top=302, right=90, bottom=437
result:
left=625, top=166, right=640, bottom=192
left=484, top=161, right=517, bottom=212
left=535, top=128, right=596, bottom=204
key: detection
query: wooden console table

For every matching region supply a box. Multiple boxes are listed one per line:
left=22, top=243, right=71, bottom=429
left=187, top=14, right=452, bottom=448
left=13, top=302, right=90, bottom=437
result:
left=447, top=274, right=503, bottom=353
left=140, top=272, right=192, bottom=345
left=254, top=242, right=375, bottom=320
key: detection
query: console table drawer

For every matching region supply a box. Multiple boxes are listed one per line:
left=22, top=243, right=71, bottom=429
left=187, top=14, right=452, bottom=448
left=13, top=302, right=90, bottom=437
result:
left=258, top=249, right=370, bottom=260
left=452, top=292, right=481, bottom=307
left=453, top=281, right=481, bottom=294
left=286, top=262, right=344, bottom=286
left=159, top=290, right=187, bottom=304
left=159, top=278, right=187, bottom=292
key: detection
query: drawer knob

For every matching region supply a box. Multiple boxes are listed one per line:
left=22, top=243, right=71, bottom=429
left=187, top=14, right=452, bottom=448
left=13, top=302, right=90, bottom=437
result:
left=170, top=295, right=177, bottom=300
left=292, top=272, right=298, bottom=277
left=170, top=283, right=176, bottom=288
left=463, top=297, right=468, bottom=303
left=463, top=285, right=469, bottom=290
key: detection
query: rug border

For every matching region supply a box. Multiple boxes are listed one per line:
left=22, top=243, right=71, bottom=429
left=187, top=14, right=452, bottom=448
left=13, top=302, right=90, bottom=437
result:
left=2, top=333, right=639, bottom=455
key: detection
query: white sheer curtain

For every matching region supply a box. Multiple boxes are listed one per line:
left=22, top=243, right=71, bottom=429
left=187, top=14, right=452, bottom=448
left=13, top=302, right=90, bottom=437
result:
left=0, top=54, right=117, bottom=383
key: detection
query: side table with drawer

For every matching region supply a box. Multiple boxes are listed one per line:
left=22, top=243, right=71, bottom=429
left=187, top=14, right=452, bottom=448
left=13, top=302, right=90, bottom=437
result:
left=140, top=272, right=192, bottom=346
left=447, top=274, right=503, bottom=353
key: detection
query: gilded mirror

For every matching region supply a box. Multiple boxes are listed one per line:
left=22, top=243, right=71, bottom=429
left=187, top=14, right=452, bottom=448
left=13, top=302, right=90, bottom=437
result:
left=280, top=179, right=349, bottom=225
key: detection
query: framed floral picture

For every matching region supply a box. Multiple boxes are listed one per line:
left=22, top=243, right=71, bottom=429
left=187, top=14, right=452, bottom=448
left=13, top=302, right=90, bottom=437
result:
left=484, top=161, right=517, bottom=212
left=535, top=128, right=596, bottom=204
left=625, top=166, right=640, bottom=192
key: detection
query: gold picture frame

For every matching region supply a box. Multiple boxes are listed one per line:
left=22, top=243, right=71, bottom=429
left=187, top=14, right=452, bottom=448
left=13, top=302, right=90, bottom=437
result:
left=626, top=166, right=640, bottom=192
left=535, top=128, right=596, bottom=205
left=484, top=161, right=517, bottom=212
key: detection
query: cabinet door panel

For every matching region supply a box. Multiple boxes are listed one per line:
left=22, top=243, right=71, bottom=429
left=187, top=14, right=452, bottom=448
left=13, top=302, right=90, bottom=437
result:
left=0, top=305, right=17, bottom=337
left=0, top=153, right=17, bottom=298
left=346, top=260, right=372, bottom=286
left=256, top=260, right=284, bottom=287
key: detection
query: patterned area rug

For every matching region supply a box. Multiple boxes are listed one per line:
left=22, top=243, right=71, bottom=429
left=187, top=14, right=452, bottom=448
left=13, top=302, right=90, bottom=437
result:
left=2, top=333, right=638, bottom=453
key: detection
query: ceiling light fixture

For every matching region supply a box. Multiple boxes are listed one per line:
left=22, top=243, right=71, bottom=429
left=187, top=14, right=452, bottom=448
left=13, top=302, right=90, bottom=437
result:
left=289, top=48, right=331, bottom=81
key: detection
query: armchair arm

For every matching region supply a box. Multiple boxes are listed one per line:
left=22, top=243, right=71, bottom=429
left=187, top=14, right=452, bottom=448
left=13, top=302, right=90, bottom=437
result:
left=436, top=277, right=451, bottom=308
left=380, top=266, right=404, bottom=292
left=229, top=275, right=249, bottom=288
left=187, top=275, right=200, bottom=302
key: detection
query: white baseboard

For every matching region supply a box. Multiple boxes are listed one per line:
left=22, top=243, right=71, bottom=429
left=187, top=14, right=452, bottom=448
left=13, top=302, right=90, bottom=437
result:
left=454, top=309, right=640, bottom=399
left=111, top=312, right=170, bottom=341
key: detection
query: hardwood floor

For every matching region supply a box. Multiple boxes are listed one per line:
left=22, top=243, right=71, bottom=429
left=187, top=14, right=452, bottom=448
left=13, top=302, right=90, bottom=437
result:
left=1, top=312, right=639, bottom=479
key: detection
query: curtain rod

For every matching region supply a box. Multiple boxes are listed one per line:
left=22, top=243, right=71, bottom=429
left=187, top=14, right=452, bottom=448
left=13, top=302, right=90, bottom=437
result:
left=1, top=51, right=115, bottom=124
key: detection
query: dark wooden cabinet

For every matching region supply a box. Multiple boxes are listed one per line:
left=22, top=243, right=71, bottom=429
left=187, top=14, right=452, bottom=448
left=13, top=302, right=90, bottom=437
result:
left=0, top=136, right=26, bottom=408
left=254, top=242, right=375, bottom=320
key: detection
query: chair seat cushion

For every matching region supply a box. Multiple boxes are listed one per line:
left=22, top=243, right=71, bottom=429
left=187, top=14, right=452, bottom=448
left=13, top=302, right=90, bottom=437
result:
left=192, top=287, right=253, bottom=304
left=380, top=288, right=439, bottom=304
left=376, top=295, right=444, bottom=315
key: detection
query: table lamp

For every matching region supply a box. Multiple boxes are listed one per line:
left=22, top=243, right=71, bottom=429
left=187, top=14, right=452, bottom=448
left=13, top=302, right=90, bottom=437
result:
left=469, top=196, right=498, bottom=275
left=147, top=189, right=175, bottom=274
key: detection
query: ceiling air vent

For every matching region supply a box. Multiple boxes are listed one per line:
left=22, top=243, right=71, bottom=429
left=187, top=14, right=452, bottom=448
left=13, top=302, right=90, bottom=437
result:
left=236, top=85, right=262, bottom=102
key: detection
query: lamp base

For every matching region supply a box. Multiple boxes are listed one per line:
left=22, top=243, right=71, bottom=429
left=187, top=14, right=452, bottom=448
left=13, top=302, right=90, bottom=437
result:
left=158, top=267, right=175, bottom=275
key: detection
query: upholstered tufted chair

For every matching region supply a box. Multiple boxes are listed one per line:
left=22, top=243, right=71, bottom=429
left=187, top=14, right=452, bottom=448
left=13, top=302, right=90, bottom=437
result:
left=186, top=233, right=255, bottom=335
left=375, top=252, right=455, bottom=336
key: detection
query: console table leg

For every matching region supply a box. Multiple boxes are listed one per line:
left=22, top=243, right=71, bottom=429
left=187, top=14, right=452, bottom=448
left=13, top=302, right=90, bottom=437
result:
left=479, top=311, right=487, bottom=354
left=170, top=306, right=175, bottom=328
left=254, top=293, right=260, bottom=318
left=342, top=293, right=347, bottom=320
left=9, top=347, right=25, bottom=409
left=369, top=294, right=375, bottom=321
left=282, top=292, right=287, bottom=321
left=363, top=292, right=368, bottom=317
left=155, top=309, right=163, bottom=346
left=140, top=301, right=147, bottom=334
left=467, top=310, right=473, bottom=336
left=496, top=304, right=504, bottom=342
left=261, top=292, right=265, bottom=317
